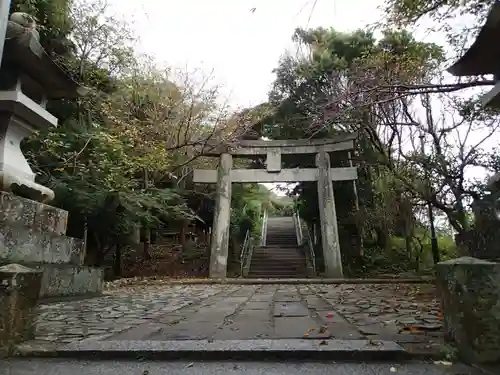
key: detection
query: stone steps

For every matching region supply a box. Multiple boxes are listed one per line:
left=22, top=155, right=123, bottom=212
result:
left=248, top=216, right=309, bottom=278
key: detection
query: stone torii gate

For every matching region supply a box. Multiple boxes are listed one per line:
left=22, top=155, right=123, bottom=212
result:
left=193, top=133, right=358, bottom=279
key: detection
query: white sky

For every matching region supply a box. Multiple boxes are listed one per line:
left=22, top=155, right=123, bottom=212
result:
left=106, top=0, right=384, bottom=196
left=107, top=0, right=384, bottom=108
left=105, top=0, right=493, bottom=202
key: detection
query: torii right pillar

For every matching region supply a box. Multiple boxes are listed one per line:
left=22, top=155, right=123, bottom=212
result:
left=316, top=151, right=343, bottom=278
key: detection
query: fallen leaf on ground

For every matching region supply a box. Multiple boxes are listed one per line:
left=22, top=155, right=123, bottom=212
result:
left=319, top=325, right=328, bottom=333
left=303, top=333, right=310, bottom=337
left=319, top=340, right=328, bottom=345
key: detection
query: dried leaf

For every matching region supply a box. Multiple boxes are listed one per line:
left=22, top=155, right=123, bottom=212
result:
left=404, top=326, right=422, bottom=333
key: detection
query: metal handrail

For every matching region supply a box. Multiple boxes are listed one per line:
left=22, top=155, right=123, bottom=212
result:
left=303, top=222, right=316, bottom=275
left=240, top=209, right=267, bottom=276
left=294, top=209, right=316, bottom=275
left=260, top=210, right=268, bottom=246
left=240, top=229, right=251, bottom=276
left=294, top=212, right=304, bottom=245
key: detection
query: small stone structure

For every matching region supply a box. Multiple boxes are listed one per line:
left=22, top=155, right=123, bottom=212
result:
left=194, top=134, right=358, bottom=279
left=0, top=191, right=103, bottom=298
left=442, top=178, right=500, bottom=364
left=436, top=257, right=500, bottom=364
left=438, top=3, right=500, bottom=363
left=0, top=13, right=103, bottom=298
left=0, top=263, right=42, bottom=352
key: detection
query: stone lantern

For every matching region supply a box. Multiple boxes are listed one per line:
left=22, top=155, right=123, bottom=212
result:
left=0, top=12, right=81, bottom=203
left=0, top=15, right=103, bottom=352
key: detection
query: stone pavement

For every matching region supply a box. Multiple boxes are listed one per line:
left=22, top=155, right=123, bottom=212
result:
left=25, top=282, right=444, bottom=356
left=0, top=359, right=484, bottom=375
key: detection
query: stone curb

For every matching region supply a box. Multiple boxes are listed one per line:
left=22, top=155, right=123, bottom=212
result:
left=15, top=339, right=417, bottom=361
left=105, top=277, right=435, bottom=288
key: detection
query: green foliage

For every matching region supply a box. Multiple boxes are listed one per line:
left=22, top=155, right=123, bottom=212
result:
left=259, top=26, right=444, bottom=266
left=11, top=0, right=73, bottom=54
left=16, top=0, right=240, bottom=267
left=16, top=0, right=493, bottom=277
left=382, top=0, right=495, bottom=53
left=383, top=0, right=494, bottom=26
left=252, top=24, right=482, bottom=276
left=231, top=184, right=273, bottom=239
left=362, top=230, right=458, bottom=275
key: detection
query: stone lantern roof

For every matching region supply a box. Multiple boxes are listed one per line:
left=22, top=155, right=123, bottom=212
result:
left=447, top=1, right=500, bottom=77
left=446, top=2, right=500, bottom=108
left=1, top=18, right=81, bottom=100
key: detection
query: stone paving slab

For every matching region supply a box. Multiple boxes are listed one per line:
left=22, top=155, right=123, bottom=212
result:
left=22, top=282, right=444, bottom=358
left=33, top=284, right=243, bottom=344
left=17, top=339, right=409, bottom=361
left=104, top=277, right=434, bottom=286
left=304, top=284, right=444, bottom=355
left=0, top=359, right=486, bottom=375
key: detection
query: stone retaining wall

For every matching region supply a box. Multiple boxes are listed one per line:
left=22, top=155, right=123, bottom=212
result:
left=0, top=192, right=103, bottom=298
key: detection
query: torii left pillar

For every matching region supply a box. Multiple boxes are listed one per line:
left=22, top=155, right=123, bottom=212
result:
left=209, top=153, right=232, bottom=278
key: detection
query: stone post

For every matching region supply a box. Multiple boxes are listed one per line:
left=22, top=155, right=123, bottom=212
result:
left=209, top=153, right=232, bottom=278
left=0, top=263, right=43, bottom=352
left=315, top=151, right=343, bottom=278
left=436, top=257, right=500, bottom=364
left=0, top=0, right=9, bottom=63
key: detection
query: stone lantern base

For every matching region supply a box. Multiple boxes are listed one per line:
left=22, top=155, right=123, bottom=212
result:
left=436, top=257, right=500, bottom=364
left=0, top=192, right=104, bottom=298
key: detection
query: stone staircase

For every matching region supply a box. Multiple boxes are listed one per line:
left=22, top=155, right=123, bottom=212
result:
left=247, top=216, right=309, bottom=278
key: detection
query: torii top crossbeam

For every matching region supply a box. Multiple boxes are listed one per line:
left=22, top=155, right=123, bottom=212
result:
left=193, top=133, right=358, bottom=184
left=198, top=132, right=357, bottom=157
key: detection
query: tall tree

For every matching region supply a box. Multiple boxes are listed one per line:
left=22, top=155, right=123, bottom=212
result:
left=257, top=26, right=447, bottom=270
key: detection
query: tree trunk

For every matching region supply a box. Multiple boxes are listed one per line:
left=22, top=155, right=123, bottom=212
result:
left=142, top=228, right=151, bottom=260
left=141, top=168, right=151, bottom=260
left=180, top=220, right=188, bottom=251
left=113, top=244, right=122, bottom=277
